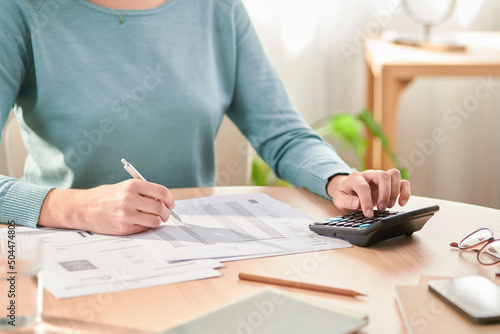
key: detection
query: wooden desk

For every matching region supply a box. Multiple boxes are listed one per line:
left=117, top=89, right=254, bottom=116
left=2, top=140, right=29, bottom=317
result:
left=32, top=187, right=500, bottom=333
left=365, top=32, right=500, bottom=170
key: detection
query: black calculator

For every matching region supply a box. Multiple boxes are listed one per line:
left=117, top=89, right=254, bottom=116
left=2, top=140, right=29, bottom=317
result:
left=309, top=205, right=440, bottom=247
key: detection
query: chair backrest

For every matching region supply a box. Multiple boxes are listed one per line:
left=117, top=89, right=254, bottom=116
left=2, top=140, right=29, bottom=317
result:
left=0, top=114, right=252, bottom=185
left=0, top=115, right=27, bottom=179
left=214, top=116, right=253, bottom=186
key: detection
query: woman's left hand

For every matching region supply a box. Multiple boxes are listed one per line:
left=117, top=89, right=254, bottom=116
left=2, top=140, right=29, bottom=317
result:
left=326, top=169, right=411, bottom=217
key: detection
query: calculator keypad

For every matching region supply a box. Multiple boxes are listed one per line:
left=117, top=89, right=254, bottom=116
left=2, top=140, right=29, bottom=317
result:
left=309, top=205, right=440, bottom=247
left=315, top=210, right=400, bottom=229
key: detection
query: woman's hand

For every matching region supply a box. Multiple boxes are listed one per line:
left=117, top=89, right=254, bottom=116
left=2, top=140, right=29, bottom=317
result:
left=38, top=179, right=176, bottom=235
left=326, top=169, right=411, bottom=217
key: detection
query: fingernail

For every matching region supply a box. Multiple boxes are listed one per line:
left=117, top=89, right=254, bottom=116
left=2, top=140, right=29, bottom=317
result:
left=366, top=209, right=373, bottom=217
left=389, top=200, right=395, bottom=208
left=400, top=200, right=407, bottom=206
left=379, top=203, right=387, bottom=211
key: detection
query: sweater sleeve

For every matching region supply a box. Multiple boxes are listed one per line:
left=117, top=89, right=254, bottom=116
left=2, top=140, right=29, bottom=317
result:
left=225, top=0, right=352, bottom=199
left=0, top=1, right=53, bottom=228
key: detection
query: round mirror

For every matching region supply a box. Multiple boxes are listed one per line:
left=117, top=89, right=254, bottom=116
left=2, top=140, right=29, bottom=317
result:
left=402, top=0, right=456, bottom=41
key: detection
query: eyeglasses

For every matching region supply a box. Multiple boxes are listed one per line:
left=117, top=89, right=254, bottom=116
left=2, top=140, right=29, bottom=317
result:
left=450, top=228, right=500, bottom=276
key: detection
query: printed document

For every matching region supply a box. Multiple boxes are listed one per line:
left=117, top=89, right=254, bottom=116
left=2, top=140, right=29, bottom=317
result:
left=131, top=193, right=351, bottom=262
left=5, top=228, right=221, bottom=298
left=2, top=193, right=350, bottom=298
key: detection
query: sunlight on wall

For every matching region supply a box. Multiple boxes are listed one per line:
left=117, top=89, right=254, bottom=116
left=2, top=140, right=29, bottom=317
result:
left=243, top=0, right=324, bottom=57
left=242, top=0, right=279, bottom=23
left=279, top=0, right=321, bottom=57
left=455, top=0, right=485, bottom=27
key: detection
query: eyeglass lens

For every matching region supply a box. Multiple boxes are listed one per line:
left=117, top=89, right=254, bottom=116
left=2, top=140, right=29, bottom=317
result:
left=459, top=228, right=493, bottom=249
left=478, top=240, right=500, bottom=265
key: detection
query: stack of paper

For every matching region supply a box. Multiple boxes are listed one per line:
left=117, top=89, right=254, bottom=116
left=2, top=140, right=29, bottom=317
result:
left=12, top=227, right=222, bottom=298
left=131, top=193, right=351, bottom=262
left=5, top=193, right=351, bottom=298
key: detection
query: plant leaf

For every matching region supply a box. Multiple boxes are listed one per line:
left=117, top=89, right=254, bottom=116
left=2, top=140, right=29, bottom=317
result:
left=357, top=109, right=395, bottom=160
left=250, top=154, right=291, bottom=187
left=358, top=108, right=409, bottom=179
left=325, top=114, right=367, bottom=170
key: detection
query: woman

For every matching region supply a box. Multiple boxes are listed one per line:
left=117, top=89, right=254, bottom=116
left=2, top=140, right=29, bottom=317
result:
left=0, top=0, right=410, bottom=235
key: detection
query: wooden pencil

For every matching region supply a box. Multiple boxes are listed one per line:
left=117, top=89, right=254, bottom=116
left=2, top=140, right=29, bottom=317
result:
left=238, top=272, right=367, bottom=298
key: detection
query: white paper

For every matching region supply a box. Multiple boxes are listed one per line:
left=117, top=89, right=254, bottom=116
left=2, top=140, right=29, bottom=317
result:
left=40, top=229, right=221, bottom=289
left=3, top=227, right=222, bottom=298
left=132, top=193, right=351, bottom=262
left=44, top=268, right=221, bottom=299
left=2, top=193, right=350, bottom=298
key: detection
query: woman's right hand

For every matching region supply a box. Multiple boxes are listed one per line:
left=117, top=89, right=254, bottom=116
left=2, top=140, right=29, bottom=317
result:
left=38, top=179, right=177, bottom=235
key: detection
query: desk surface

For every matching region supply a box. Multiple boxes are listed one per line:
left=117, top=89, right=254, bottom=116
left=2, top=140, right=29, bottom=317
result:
left=39, top=187, right=500, bottom=333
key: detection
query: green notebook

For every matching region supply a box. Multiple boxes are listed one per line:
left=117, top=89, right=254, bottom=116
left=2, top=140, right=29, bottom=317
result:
left=161, top=288, right=367, bottom=334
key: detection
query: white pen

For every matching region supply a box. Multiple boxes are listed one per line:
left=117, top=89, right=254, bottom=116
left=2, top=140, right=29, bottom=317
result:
left=121, top=158, right=183, bottom=223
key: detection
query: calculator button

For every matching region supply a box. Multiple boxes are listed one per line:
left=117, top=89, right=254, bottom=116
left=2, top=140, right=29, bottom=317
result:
left=326, top=217, right=342, bottom=222
left=313, top=221, right=329, bottom=225
left=359, top=224, right=371, bottom=229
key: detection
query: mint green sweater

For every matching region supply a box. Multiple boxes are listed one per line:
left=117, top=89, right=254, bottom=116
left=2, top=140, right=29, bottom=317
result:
left=0, top=0, right=352, bottom=228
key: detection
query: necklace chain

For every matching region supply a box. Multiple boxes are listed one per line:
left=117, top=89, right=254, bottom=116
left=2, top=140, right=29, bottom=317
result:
left=109, top=8, right=131, bottom=24
left=102, top=1, right=137, bottom=24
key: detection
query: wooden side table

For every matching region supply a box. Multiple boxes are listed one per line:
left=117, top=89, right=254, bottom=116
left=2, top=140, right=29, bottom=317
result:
left=364, top=31, right=500, bottom=170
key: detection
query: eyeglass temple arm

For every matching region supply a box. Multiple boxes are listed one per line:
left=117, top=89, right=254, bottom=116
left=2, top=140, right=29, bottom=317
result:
left=450, top=242, right=481, bottom=253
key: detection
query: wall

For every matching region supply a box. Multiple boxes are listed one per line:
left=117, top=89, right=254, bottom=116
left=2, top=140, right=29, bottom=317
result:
left=244, top=0, right=500, bottom=209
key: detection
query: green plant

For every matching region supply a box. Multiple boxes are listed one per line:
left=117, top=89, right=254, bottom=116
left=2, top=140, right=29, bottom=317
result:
left=250, top=154, right=291, bottom=187
left=250, top=108, right=408, bottom=186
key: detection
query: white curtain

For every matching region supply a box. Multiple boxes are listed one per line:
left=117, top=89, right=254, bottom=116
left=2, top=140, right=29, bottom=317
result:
left=244, top=0, right=500, bottom=209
